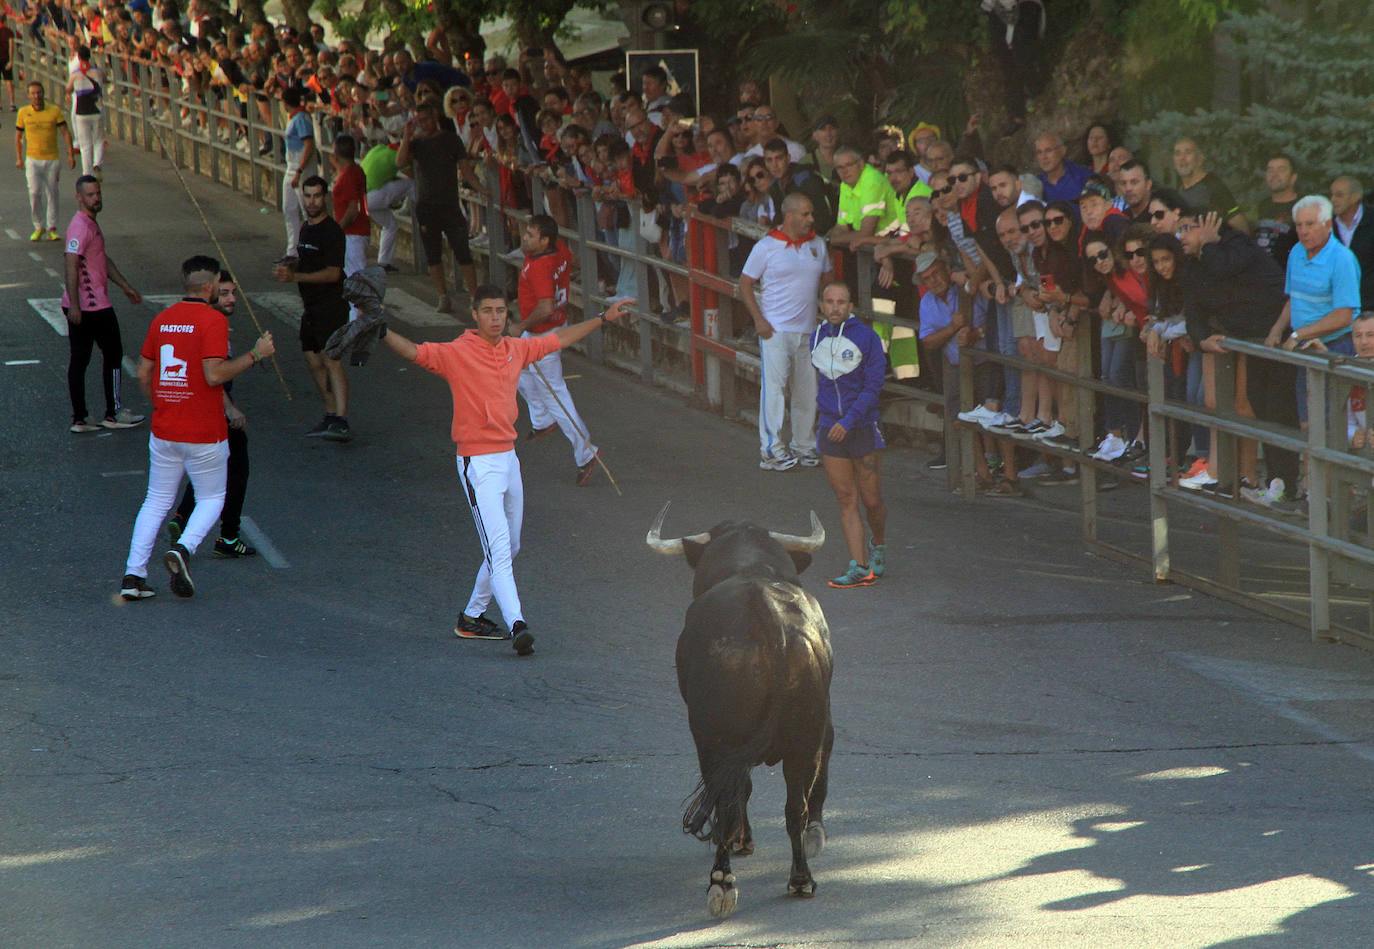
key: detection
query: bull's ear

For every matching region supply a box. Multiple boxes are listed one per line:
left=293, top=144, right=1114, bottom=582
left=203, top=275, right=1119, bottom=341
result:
left=789, top=551, right=813, bottom=574
left=683, top=539, right=707, bottom=569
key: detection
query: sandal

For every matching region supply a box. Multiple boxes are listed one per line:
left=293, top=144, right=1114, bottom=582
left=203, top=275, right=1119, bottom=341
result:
left=987, top=478, right=1023, bottom=497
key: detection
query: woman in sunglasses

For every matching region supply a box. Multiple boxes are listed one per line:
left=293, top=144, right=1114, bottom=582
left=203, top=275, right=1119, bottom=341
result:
left=1087, top=224, right=1154, bottom=463
left=739, top=156, right=776, bottom=228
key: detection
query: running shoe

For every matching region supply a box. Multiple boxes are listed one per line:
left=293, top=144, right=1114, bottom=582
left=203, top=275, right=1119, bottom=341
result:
left=322, top=417, right=352, bottom=442
left=987, top=418, right=1030, bottom=435
left=868, top=540, right=886, bottom=577
left=102, top=408, right=146, bottom=429
left=760, top=452, right=798, bottom=472
left=526, top=423, right=557, bottom=441
left=305, top=415, right=333, bottom=438
left=925, top=452, right=947, bottom=471
left=30, top=228, right=43, bottom=241
left=162, top=543, right=195, bottom=598
left=1090, top=433, right=1127, bottom=461
left=1240, top=477, right=1286, bottom=507
left=795, top=451, right=822, bottom=468
left=956, top=404, right=1008, bottom=429
left=1031, top=420, right=1066, bottom=442
left=120, top=574, right=156, bottom=600
left=511, top=620, right=535, bottom=656
left=828, top=560, right=877, bottom=588
left=455, top=613, right=507, bottom=640
left=1179, top=468, right=1218, bottom=490
left=47, top=228, right=60, bottom=241
left=1011, top=419, right=1050, bottom=440
left=1016, top=460, right=1053, bottom=480
left=576, top=452, right=599, bottom=485
left=1180, top=457, right=1209, bottom=480
left=69, top=419, right=101, bottom=433
left=213, top=536, right=257, bottom=557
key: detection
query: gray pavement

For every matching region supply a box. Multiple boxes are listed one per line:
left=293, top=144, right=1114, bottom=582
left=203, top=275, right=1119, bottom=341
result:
left=5, top=140, right=1374, bottom=948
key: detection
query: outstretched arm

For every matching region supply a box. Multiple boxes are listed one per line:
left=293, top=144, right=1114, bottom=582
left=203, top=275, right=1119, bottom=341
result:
left=553, top=299, right=633, bottom=349
left=381, top=324, right=419, bottom=362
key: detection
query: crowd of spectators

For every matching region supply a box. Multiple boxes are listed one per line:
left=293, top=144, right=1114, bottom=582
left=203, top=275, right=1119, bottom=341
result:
left=9, top=0, right=1374, bottom=511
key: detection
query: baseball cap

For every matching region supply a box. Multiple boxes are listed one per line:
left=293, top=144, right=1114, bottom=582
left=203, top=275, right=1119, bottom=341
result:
left=913, top=250, right=940, bottom=274
left=811, top=114, right=838, bottom=133
left=1077, top=177, right=1114, bottom=202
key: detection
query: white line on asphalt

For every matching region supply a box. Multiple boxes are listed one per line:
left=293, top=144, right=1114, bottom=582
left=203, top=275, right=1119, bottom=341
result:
left=5, top=359, right=41, bottom=366
left=100, top=469, right=146, bottom=478
left=44, top=268, right=59, bottom=278
left=4, top=228, right=19, bottom=240
left=241, top=516, right=289, bottom=568
left=28, top=251, right=43, bottom=263
left=27, top=298, right=68, bottom=336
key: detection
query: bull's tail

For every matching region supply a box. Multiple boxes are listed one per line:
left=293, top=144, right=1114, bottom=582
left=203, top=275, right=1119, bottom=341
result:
left=682, top=715, right=778, bottom=846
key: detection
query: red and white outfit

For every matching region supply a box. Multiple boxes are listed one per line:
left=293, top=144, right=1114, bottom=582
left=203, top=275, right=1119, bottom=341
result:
left=741, top=227, right=830, bottom=461
left=516, top=241, right=596, bottom=467
left=333, top=160, right=371, bottom=321
left=123, top=299, right=231, bottom=579
left=414, top=331, right=562, bottom=629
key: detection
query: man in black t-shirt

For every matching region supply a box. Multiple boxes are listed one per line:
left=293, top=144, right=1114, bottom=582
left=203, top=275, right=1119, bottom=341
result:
left=396, top=101, right=484, bottom=313
left=274, top=176, right=352, bottom=441
left=1255, top=153, right=1298, bottom=267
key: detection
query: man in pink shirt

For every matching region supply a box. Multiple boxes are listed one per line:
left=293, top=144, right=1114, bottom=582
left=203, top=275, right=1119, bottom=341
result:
left=380, top=286, right=630, bottom=656
left=63, top=174, right=145, bottom=433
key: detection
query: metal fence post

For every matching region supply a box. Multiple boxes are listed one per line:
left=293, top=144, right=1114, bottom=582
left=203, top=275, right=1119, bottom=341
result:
left=573, top=192, right=605, bottom=365
left=1307, top=362, right=1331, bottom=640
left=1073, top=328, right=1098, bottom=541
left=1214, top=352, right=1239, bottom=588
left=951, top=352, right=969, bottom=495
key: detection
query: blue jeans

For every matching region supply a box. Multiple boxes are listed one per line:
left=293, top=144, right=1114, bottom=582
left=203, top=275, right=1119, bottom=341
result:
left=995, top=299, right=1020, bottom=417
left=1100, top=334, right=1137, bottom=435
left=1187, top=349, right=1209, bottom=456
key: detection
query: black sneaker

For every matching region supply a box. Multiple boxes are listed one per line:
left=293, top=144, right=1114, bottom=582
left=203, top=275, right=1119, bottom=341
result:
left=1040, top=433, right=1079, bottom=452
left=1043, top=468, right=1079, bottom=485
left=926, top=453, right=947, bottom=471
left=305, top=415, right=333, bottom=438
left=214, top=536, right=257, bottom=558
left=322, top=417, right=352, bottom=442
left=162, top=543, right=195, bottom=598
left=511, top=620, right=535, bottom=656
left=1121, top=440, right=1148, bottom=463
left=454, top=613, right=507, bottom=640
left=120, top=574, right=156, bottom=600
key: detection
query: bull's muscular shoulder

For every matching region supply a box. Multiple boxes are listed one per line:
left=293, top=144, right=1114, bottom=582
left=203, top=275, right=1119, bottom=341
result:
left=679, top=574, right=831, bottom=663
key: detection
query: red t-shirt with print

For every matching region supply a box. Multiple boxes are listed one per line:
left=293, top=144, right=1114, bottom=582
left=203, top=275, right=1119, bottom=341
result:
left=140, top=299, right=229, bottom=443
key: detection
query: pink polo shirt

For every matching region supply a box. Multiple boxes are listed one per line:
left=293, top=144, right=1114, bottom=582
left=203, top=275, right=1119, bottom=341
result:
left=61, top=211, right=113, bottom=312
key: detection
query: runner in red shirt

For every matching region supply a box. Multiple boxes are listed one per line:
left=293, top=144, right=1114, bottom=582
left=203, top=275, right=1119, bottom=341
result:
left=119, top=255, right=275, bottom=602
left=330, top=134, right=370, bottom=323
left=511, top=215, right=602, bottom=484
left=379, top=284, right=631, bottom=655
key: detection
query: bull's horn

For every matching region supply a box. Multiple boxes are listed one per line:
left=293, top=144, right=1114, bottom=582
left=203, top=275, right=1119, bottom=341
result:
left=768, top=511, right=826, bottom=552
left=645, top=501, right=711, bottom=556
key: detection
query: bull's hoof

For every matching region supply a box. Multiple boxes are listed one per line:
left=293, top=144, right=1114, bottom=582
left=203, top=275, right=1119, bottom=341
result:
left=731, top=836, right=754, bottom=857
left=803, top=821, right=826, bottom=859
left=787, top=876, right=817, bottom=899
left=706, top=870, right=738, bottom=919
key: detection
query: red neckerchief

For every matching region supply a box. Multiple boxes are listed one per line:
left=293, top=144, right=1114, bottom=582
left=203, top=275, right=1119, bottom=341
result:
left=959, top=193, right=979, bottom=234
left=768, top=227, right=816, bottom=250
left=288, top=106, right=307, bottom=122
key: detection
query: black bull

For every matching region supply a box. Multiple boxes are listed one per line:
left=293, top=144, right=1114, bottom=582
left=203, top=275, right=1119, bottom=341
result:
left=647, top=503, right=834, bottom=919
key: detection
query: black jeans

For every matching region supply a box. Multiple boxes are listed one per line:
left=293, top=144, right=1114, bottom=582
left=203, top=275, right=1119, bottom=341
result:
left=66, top=306, right=123, bottom=422
left=177, top=424, right=249, bottom=539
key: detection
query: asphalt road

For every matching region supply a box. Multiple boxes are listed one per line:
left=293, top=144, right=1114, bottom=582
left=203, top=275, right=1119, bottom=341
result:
left=5, top=140, right=1374, bottom=948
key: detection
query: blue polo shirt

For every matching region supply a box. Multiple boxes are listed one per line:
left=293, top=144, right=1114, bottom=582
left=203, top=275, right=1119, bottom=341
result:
left=1286, top=235, right=1361, bottom=342
left=1038, top=160, right=1092, bottom=210
left=919, top=286, right=987, bottom=365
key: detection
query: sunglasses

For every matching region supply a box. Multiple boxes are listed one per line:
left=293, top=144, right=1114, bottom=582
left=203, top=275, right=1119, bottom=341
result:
left=1045, top=214, right=1069, bottom=226
left=1149, top=209, right=1169, bottom=221
left=1126, top=247, right=1149, bottom=259
left=754, top=113, right=775, bottom=121
left=1089, top=248, right=1112, bottom=262
left=1020, top=220, right=1043, bottom=233
left=951, top=172, right=974, bottom=183
left=931, top=184, right=954, bottom=197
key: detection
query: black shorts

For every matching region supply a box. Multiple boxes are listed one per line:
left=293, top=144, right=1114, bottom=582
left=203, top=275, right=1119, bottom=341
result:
left=300, top=305, right=348, bottom=353
left=0, top=62, right=12, bottom=81
left=416, top=203, right=472, bottom=268
left=817, top=419, right=886, bottom=459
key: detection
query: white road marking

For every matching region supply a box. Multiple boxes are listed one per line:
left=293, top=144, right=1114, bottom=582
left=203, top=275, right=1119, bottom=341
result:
left=28, top=298, right=69, bottom=336
left=44, top=268, right=59, bottom=278
left=1172, top=652, right=1374, bottom=764
left=5, top=228, right=20, bottom=240
left=99, top=469, right=146, bottom=478
left=28, top=251, right=43, bottom=263
left=5, top=359, right=41, bottom=366
left=240, top=516, right=288, bottom=568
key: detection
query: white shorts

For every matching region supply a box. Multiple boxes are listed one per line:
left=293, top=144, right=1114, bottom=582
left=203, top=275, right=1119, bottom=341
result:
left=1032, top=310, right=1061, bottom=353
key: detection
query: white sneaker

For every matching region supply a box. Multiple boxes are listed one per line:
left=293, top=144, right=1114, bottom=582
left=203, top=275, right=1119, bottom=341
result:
left=1241, top=477, right=1286, bottom=506
left=956, top=404, right=1008, bottom=429
left=102, top=408, right=146, bottom=429
left=1031, top=420, right=1066, bottom=441
left=1179, top=468, right=1219, bottom=490
left=1017, top=460, right=1052, bottom=479
left=760, top=453, right=798, bottom=471
left=1091, top=433, right=1127, bottom=461
left=794, top=451, right=822, bottom=468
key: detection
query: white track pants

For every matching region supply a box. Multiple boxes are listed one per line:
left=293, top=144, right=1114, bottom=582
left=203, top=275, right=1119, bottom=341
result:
left=758, top=329, right=817, bottom=459
left=344, top=233, right=368, bottom=321
left=366, top=177, right=413, bottom=266
left=124, top=435, right=228, bottom=577
left=282, top=172, right=303, bottom=256
left=72, top=112, right=104, bottom=174
left=517, top=335, right=596, bottom=467
left=459, top=450, right=525, bottom=628
left=25, top=157, right=60, bottom=230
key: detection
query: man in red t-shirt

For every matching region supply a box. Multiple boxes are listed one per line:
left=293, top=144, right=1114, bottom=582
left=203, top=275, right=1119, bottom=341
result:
left=510, top=214, right=600, bottom=485
left=330, top=134, right=370, bottom=323
left=119, top=255, right=275, bottom=601
left=379, top=285, right=630, bottom=655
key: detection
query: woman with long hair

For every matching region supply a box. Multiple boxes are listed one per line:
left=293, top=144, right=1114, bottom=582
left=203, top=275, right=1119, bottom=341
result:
left=1143, top=232, right=1205, bottom=482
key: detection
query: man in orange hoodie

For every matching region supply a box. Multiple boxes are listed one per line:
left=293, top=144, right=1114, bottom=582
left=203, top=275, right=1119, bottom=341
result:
left=380, top=286, right=631, bottom=656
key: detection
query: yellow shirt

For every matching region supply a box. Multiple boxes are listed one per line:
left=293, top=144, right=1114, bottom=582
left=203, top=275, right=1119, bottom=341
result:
left=17, top=104, right=67, bottom=161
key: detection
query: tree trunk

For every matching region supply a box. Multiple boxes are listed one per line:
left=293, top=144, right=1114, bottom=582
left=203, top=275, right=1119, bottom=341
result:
left=434, top=4, right=485, bottom=66
left=318, top=0, right=380, bottom=49
left=378, top=0, right=426, bottom=56
left=279, top=0, right=313, bottom=36
left=236, top=0, right=266, bottom=26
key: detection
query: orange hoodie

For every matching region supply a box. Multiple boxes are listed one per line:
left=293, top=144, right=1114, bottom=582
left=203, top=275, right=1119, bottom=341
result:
left=415, top=330, right=561, bottom=455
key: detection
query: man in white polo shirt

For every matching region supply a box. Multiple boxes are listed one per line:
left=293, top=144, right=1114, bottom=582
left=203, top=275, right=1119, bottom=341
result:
left=739, top=193, right=833, bottom=470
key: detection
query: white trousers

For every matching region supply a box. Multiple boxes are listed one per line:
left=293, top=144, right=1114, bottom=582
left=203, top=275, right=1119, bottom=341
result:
left=282, top=171, right=303, bottom=256
left=758, top=329, right=818, bottom=458
left=517, top=335, right=596, bottom=467
left=72, top=112, right=104, bottom=174
left=344, top=233, right=368, bottom=321
left=25, top=157, right=60, bottom=230
left=366, top=177, right=413, bottom=266
left=459, top=450, right=524, bottom=628
left=124, top=435, right=229, bottom=577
